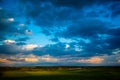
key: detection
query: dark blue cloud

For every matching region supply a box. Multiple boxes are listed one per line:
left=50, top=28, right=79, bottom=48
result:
left=32, top=42, right=79, bottom=57
left=50, top=37, right=59, bottom=42
left=17, top=0, right=120, bottom=57
left=106, top=36, right=120, bottom=49
left=0, top=44, right=24, bottom=54
left=0, top=6, right=31, bottom=41
left=108, top=28, right=120, bottom=36
left=19, top=0, right=119, bottom=36
left=62, top=19, right=109, bottom=38
left=52, top=0, right=95, bottom=8
left=16, top=42, right=26, bottom=45
left=16, top=37, right=30, bottom=41
left=108, top=2, right=120, bottom=17
left=50, top=0, right=120, bottom=9
left=0, top=9, right=17, bottom=40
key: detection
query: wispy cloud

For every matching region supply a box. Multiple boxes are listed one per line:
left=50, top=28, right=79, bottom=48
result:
left=7, top=18, right=14, bottom=22
left=24, top=44, right=38, bottom=51
left=4, top=39, right=16, bottom=44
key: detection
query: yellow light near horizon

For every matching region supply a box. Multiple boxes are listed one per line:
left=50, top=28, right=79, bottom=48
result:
left=78, top=57, right=104, bottom=64
left=25, top=58, right=39, bottom=62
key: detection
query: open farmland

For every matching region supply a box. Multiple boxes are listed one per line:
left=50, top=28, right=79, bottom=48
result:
left=0, top=66, right=120, bottom=80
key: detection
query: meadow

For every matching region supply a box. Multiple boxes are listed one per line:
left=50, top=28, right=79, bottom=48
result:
left=0, top=66, right=120, bottom=80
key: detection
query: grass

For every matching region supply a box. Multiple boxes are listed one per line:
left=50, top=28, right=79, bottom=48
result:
left=0, top=67, right=120, bottom=80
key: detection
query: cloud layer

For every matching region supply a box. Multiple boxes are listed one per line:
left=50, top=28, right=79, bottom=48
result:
left=0, top=0, right=120, bottom=66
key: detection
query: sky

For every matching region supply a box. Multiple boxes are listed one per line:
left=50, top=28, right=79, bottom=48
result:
left=0, top=0, right=120, bottom=66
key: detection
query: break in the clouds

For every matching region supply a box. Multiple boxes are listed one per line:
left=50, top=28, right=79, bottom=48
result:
left=0, top=0, right=120, bottom=66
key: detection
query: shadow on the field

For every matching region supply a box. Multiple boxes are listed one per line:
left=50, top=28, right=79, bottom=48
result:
left=1, top=74, right=120, bottom=80
left=0, top=72, right=3, bottom=77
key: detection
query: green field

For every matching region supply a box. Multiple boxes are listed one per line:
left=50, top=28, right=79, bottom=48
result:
left=0, top=67, right=120, bottom=80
